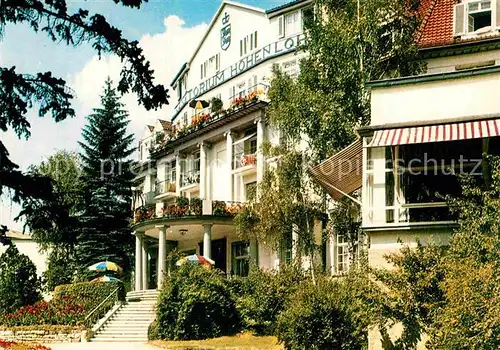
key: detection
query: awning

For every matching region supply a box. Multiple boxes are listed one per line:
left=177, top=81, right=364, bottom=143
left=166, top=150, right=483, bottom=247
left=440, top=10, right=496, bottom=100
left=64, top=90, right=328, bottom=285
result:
left=309, top=140, right=363, bottom=202
left=367, top=119, right=500, bottom=147
left=233, top=133, right=257, bottom=146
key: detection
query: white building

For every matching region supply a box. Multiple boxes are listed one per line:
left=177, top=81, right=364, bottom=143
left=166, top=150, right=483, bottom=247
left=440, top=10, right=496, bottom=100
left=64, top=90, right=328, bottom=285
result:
left=131, top=0, right=318, bottom=290
left=0, top=230, right=47, bottom=278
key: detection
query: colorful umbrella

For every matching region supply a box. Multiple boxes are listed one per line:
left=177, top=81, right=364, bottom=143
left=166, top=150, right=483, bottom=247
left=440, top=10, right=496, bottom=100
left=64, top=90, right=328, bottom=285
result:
left=88, top=261, right=122, bottom=272
left=91, top=275, right=120, bottom=283
left=176, top=254, right=215, bottom=267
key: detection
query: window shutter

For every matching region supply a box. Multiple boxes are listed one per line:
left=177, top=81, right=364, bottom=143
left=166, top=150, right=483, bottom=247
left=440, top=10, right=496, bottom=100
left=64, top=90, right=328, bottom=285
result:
left=496, top=0, right=500, bottom=28
left=453, top=3, right=466, bottom=36
left=278, top=15, right=285, bottom=38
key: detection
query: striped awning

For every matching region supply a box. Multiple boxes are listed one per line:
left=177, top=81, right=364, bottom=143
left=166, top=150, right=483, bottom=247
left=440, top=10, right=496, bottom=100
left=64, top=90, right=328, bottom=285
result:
left=367, top=119, right=500, bottom=147
left=309, top=140, right=363, bottom=201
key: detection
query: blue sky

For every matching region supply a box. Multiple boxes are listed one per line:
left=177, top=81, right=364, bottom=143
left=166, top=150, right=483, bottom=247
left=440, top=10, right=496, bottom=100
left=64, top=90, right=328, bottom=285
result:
left=0, top=0, right=290, bottom=231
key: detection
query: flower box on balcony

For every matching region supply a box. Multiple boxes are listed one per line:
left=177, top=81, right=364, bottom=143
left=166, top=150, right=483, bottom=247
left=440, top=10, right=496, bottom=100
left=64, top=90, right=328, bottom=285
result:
left=239, top=154, right=257, bottom=167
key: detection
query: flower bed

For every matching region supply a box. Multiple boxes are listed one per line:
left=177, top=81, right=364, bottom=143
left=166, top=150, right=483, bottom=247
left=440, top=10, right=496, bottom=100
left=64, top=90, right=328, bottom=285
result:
left=0, top=338, right=51, bottom=349
left=150, top=91, right=265, bottom=154
left=0, top=297, right=84, bottom=328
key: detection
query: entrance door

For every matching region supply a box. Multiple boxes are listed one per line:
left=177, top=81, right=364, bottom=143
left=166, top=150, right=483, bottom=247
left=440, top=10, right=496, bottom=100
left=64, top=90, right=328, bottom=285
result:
left=199, top=238, right=227, bottom=273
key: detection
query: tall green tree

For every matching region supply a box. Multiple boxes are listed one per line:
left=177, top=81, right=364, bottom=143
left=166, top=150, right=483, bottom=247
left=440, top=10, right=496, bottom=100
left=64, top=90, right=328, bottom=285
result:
left=20, top=151, right=81, bottom=290
left=76, top=78, right=134, bottom=279
left=0, top=245, right=41, bottom=314
left=0, top=0, right=169, bottom=243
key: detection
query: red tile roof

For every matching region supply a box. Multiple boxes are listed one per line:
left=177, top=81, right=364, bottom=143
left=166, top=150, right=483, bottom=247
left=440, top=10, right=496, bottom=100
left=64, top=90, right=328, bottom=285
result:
left=418, top=0, right=455, bottom=48
left=158, top=119, right=172, bottom=130
left=418, top=0, right=500, bottom=48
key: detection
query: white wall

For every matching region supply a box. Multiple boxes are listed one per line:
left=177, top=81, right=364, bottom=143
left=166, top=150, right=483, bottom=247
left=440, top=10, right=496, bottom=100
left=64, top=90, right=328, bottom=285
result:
left=0, top=241, right=48, bottom=278
left=371, top=70, right=500, bottom=126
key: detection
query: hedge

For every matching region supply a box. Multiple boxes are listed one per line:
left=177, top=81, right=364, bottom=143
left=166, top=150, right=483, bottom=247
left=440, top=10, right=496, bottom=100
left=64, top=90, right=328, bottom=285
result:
left=53, top=281, right=126, bottom=303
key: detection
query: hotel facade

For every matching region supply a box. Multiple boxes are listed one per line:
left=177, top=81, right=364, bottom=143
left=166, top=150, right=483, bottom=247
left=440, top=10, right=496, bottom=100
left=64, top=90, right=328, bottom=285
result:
left=131, top=0, right=321, bottom=291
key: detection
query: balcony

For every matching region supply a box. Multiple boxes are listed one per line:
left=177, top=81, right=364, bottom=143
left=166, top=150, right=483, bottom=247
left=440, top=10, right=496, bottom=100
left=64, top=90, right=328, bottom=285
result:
left=132, top=198, right=245, bottom=225
left=180, top=170, right=200, bottom=190
left=232, top=152, right=257, bottom=175
left=154, top=179, right=176, bottom=199
left=150, top=84, right=269, bottom=157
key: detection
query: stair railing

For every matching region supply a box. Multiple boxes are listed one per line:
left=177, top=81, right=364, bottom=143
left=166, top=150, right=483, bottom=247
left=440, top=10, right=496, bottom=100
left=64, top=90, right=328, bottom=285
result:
left=84, top=286, right=122, bottom=329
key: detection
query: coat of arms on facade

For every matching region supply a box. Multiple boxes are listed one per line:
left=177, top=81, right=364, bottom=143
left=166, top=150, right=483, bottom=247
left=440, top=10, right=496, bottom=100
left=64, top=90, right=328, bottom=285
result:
left=220, top=12, right=231, bottom=51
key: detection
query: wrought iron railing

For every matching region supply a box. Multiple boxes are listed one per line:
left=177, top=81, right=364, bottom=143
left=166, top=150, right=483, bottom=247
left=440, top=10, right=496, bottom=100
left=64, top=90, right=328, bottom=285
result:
left=84, top=286, right=121, bottom=329
left=180, top=170, right=200, bottom=187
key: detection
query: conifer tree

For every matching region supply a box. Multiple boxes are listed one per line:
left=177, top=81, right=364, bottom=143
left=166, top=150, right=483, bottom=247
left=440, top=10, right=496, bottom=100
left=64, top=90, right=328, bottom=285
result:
left=77, top=78, right=134, bottom=280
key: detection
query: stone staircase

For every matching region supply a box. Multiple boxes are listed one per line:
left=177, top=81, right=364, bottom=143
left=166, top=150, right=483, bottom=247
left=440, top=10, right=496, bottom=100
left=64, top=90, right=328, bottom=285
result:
left=90, top=289, right=159, bottom=342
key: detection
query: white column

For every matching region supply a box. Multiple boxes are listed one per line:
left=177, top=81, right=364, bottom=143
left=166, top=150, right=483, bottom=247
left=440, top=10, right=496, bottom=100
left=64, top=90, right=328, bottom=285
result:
left=256, top=118, right=265, bottom=184
left=175, top=153, right=181, bottom=196
left=199, top=142, right=207, bottom=199
left=203, top=224, right=212, bottom=259
left=156, top=225, right=167, bottom=289
left=134, top=233, right=143, bottom=291
left=225, top=131, right=233, bottom=201
left=141, top=238, right=148, bottom=290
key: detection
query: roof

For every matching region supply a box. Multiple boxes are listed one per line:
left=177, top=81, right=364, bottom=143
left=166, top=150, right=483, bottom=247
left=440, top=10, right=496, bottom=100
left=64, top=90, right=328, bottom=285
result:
left=158, top=119, right=172, bottom=130
left=170, top=62, right=188, bottom=87
left=266, top=0, right=311, bottom=16
left=417, top=0, right=500, bottom=48
left=6, top=230, right=32, bottom=240
left=185, top=1, right=265, bottom=69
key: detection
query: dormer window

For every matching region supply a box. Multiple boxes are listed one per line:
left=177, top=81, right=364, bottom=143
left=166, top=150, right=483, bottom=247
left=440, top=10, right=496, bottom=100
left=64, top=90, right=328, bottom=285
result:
left=454, top=0, right=499, bottom=36
left=468, top=1, right=491, bottom=31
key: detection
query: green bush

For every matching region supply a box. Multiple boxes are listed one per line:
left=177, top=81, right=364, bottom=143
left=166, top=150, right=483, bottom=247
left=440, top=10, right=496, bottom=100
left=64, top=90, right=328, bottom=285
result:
left=0, top=245, right=41, bottom=314
left=156, top=264, right=240, bottom=340
left=148, top=320, right=159, bottom=340
left=277, top=278, right=368, bottom=350
left=235, top=263, right=307, bottom=335
left=54, top=280, right=125, bottom=327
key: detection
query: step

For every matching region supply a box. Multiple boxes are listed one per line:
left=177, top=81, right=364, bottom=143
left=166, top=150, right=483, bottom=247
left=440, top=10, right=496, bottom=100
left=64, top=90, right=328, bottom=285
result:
left=102, top=326, right=150, bottom=332
left=91, top=337, right=148, bottom=342
left=96, top=330, right=148, bottom=336
left=104, top=320, right=153, bottom=325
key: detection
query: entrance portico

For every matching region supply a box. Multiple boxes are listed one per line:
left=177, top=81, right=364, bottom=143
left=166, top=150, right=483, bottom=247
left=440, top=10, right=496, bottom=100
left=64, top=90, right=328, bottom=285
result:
left=132, top=215, right=236, bottom=291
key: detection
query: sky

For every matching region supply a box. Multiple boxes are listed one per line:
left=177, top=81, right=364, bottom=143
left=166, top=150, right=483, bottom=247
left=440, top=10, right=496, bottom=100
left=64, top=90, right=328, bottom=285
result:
left=0, top=0, right=290, bottom=232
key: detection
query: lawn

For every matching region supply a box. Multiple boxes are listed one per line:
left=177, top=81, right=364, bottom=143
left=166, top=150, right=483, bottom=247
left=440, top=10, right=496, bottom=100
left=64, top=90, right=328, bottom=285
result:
left=150, top=332, right=283, bottom=349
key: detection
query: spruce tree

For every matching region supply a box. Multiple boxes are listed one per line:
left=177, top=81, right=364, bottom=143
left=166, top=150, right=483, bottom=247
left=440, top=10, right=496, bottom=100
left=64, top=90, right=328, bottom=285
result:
left=77, top=78, right=135, bottom=280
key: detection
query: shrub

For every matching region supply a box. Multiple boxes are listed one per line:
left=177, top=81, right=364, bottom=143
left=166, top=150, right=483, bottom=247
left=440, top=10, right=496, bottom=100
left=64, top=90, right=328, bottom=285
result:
left=156, top=264, right=240, bottom=340
left=277, top=278, right=369, bottom=350
left=148, top=320, right=159, bottom=340
left=0, top=339, right=51, bottom=350
left=235, top=263, right=307, bottom=335
left=0, top=245, right=41, bottom=314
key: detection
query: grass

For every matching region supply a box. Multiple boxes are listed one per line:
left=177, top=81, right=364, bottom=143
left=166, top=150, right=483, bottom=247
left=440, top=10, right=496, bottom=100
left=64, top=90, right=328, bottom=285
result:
left=150, top=332, right=283, bottom=349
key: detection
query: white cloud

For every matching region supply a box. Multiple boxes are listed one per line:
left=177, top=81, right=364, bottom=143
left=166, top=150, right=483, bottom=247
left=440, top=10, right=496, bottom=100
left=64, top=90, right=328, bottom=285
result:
left=72, top=15, right=208, bottom=140
left=0, top=15, right=208, bottom=232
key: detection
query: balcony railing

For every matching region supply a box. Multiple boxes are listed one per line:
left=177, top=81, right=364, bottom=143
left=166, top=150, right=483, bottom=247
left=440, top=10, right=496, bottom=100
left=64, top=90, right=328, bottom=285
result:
left=180, top=170, right=200, bottom=188
left=155, top=179, right=176, bottom=196
left=150, top=84, right=268, bottom=155
left=132, top=199, right=245, bottom=224
left=233, top=151, right=257, bottom=169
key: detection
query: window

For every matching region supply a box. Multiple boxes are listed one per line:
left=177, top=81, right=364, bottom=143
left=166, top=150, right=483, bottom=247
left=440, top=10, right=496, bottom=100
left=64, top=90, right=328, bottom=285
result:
left=231, top=241, right=250, bottom=277
left=468, top=0, right=492, bottom=32
left=281, top=59, right=299, bottom=77
left=166, top=160, right=176, bottom=183
left=193, top=152, right=200, bottom=172
left=240, top=32, right=258, bottom=56
left=177, top=79, right=183, bottom=101
left=302, top=7, right=314, bottom=29
left=278, top=12, right=301, bottom=38
left=201, top=54, right=220, bottom=78
left=182, top=112, right=188, bottom=126
left=336, top=232, right=358, bottom=274
left=248, top=75, right=258, bottom=93
left=454, top=0, right=496, bottom=36
left=365, top=138, right=489, bottom=225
